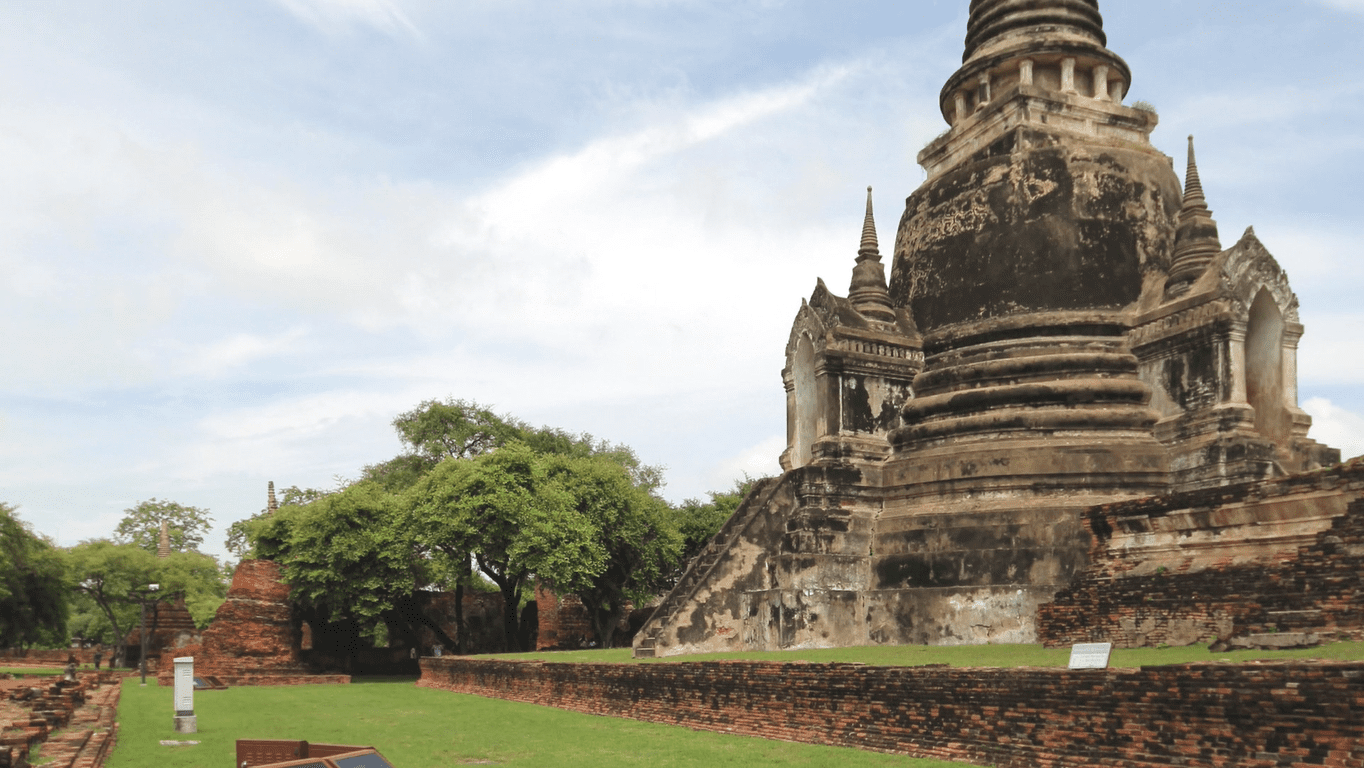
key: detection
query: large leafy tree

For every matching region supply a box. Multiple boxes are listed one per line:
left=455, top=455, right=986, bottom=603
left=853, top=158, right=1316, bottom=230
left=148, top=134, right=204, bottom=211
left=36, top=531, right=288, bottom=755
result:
left=116, top=498, right=213, bottom=553
left=409, top=443, right=604, bottom=652
left=543, top=454, right=681, bottom=647
left=0, top=504, right=70, bottom=649
left=65, top=541, right=224, bottom=667
left=248, top=481, right=458, bottom=654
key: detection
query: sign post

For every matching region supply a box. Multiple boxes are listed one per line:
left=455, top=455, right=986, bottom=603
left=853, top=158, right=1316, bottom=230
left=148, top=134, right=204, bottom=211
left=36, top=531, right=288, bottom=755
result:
left=1067, top=642, right=1113, bottom=670
left=173, top=656, right=197, bottom=733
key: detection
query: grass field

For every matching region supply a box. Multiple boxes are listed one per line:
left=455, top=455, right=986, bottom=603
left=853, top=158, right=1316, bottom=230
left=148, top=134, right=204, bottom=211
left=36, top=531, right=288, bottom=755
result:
left=108, top=678, right=966, bottom=768
left=0, top=667, right=64, bottom=676
left=490, top=639, right=1364, bottom=667
left=104, top=641, right=1364, bottom=768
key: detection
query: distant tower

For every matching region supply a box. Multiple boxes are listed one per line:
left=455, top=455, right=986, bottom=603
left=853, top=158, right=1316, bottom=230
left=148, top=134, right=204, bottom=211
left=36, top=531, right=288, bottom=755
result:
left=268, top=481, right=278, bottom=514
left=157, top=519, right=171, bottom=558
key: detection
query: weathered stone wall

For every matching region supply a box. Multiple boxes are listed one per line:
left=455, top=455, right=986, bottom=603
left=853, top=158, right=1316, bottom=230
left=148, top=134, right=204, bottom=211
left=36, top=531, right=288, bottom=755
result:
left=1039, top=460, right=1364, bottom=647
left=418, top=657, right=1364, bottom=768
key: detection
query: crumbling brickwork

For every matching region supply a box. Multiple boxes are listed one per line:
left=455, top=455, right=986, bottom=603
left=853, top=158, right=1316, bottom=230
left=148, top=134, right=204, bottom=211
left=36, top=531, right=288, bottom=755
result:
left=534, top=584, right=592, bottom=650
left=1040, top=460, right=1364, bottom=647
left=157, top=560, right=347, bottom=686
left=419, top=657, right=1364, bottom=768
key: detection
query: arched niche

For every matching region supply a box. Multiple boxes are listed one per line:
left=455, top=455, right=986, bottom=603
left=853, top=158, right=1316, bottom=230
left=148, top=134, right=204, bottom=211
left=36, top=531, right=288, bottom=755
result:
left=792, top=333, right=819, bottom=468
left=1245, top=288, right=1289, bottom=442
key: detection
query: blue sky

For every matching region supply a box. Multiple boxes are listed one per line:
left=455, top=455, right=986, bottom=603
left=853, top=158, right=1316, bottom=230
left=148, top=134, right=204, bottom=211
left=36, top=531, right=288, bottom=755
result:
left=2, top=0, right=1361, bottom=561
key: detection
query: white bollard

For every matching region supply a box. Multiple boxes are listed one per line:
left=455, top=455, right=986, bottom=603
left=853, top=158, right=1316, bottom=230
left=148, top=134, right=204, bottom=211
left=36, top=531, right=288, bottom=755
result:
left=173, top=657, right=197, bottom=733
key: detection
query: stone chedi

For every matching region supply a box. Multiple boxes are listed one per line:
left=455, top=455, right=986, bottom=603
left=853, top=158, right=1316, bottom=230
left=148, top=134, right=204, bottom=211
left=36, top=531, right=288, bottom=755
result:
left=634, top=0, right=1339, bottom=657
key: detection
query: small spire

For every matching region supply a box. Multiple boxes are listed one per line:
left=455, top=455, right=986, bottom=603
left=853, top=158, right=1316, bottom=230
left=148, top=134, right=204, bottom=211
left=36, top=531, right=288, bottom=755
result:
left=268, top=481, right=278, bottom=514
left=1168, top=135, right=1222, bottom=295
left=157, top=520, right=171, bottom=558
left=848, top=186, right=897, bottom=323
left=1182, top=135, right=1207, bottom=209
left=858, top=186, right=879, bottom=262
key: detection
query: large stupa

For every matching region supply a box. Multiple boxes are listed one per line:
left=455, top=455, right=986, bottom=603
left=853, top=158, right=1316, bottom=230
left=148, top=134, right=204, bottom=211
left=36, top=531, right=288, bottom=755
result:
left=634, top=0, right=1340, bottom=656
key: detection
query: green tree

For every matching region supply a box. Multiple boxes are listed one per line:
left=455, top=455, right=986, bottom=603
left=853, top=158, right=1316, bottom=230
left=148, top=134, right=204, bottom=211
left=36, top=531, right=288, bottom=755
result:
left=115, top=498, right=213, bottom=553
left=225, top=485, right=329, bottom=560
left=0, top=504, right=70, bottom=649
left=543, top=454, right=681, bottom=647
left=248, top=482, right=458, bottom=655
left=65, top=541, right=223, bottom=667
left=409, top=443, right=604, bottom=652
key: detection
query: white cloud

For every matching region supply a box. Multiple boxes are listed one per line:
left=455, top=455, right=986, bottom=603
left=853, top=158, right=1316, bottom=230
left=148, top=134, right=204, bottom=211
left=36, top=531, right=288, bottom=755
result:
left=270, top=0, right=421, bottom=39
left=704, top=434, right=785, bottom=494
left=1303, top=398, right=1364, bottom=462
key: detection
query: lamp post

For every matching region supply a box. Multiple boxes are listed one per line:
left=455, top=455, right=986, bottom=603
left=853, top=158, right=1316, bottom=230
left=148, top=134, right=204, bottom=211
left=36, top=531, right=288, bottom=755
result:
left=133, top=583, right=160, bottom=686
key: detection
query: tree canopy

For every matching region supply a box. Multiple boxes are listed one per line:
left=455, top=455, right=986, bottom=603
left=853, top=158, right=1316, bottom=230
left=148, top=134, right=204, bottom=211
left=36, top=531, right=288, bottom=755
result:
left=115, top=498, right=213, bottom=553
left=64, top=540, right=225, bottom=666
left=408, top=442, right=603, bottom=651
left=248, top=481, right=458, bottom=653
left=0, top=504, right=70, bottom=649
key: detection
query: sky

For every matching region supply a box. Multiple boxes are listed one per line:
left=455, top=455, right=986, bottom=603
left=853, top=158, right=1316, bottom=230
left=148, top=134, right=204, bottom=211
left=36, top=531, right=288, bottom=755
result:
left=2, top=0, right=1361, bottom=562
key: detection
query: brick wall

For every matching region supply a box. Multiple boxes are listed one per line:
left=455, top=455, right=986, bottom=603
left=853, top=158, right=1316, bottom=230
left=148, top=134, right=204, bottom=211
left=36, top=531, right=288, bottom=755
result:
left=418, top=657, right=1364, bottom=768
left=1040, top=461, right=1364, bottom=648
left=534, top=584, right=593, bottom=650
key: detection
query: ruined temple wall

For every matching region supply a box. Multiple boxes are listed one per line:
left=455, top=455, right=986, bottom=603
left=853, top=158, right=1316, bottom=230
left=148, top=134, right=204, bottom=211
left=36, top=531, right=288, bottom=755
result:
left=1039, top=459, right=1364, bottom=647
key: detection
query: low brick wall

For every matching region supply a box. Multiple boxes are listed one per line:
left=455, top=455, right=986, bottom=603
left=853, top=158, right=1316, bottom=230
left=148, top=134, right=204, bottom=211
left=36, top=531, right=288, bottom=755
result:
left=419, top=657, right=1364, bottom=768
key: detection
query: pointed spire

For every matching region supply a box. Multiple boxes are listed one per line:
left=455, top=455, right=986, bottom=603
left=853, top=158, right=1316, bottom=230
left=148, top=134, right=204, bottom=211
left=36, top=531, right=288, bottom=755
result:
left=858, top=186, right=879, bottom=262
left=848, top=186, right=897, bottom=323
left=157, top=520, right=171, bottom=559
left=268, top=481, right=278, bottom=515
left=1168, top=135, right=1222, bottom=294
left=1182, top=134, right=1208, bottom=209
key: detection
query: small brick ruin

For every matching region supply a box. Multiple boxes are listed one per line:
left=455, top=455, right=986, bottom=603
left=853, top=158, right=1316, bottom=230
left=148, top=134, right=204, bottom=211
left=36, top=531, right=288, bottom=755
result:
left=0, top=671, right=121, bottom=768
left=1040, top=459, right=1364, bottom=648
left=158, top=559, right=347, bottom=686
left=419, top=656, right=1364, bottom=768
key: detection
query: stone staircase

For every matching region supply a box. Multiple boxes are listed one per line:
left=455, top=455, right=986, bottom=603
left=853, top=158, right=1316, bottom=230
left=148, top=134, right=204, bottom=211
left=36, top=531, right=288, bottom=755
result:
left=634, top=477, right=781, bottom=658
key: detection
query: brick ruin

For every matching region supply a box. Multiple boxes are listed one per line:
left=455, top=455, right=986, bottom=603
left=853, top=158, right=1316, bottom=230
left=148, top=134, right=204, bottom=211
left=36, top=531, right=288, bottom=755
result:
left=1040, top=458, right=1364, bottom=648
left=157, top=559, right=347, bottom=686
left=635, top=0, right=1346, bottom=657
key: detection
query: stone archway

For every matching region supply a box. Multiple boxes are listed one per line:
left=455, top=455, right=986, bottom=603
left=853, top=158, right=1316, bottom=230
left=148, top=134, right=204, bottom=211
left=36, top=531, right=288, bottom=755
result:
left=792, top=334, right=819, bottom=468
left=1246, top=288, right=1289, bottom=442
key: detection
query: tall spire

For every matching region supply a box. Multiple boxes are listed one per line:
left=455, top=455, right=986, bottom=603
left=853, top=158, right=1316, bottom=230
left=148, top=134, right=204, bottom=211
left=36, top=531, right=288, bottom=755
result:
left=858, top=186, right=879, bottom=262
left=157, top=519, right=171, bottom=559
left=1168, top=135, right=1222, bottom=294
left=268, top=480, right=278, bottom=515
left=849, top=187, right=897, bottom=323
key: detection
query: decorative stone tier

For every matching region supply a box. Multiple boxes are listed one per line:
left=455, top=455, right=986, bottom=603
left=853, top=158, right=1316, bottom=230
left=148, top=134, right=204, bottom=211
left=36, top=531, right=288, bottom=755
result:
left=419, top=656, right=1364, bottom=768
left=1039, top=459, right=1364, bottom=647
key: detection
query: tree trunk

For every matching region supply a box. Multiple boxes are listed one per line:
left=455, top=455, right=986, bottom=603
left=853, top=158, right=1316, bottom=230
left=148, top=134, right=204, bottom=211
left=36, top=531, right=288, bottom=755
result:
left=90, top=593, right=126, bottom=669
left=499, top=580, right=522, bottom=652
left=453, top=581, right=465, bottom=655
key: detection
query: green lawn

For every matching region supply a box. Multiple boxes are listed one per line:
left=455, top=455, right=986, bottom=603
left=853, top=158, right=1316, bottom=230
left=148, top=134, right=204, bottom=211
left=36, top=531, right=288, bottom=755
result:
left=108, top=678, right=965, bottom=768
left=491, top=639, right=1364, bottom=667
left=0, top=666, right=63, bottom=676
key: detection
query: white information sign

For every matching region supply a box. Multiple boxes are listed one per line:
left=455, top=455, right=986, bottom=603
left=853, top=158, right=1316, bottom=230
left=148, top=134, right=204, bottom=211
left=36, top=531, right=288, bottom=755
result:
left=1067, top=643, right=1112, bottom=670
left=172, top=656, right=197, bottom=733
